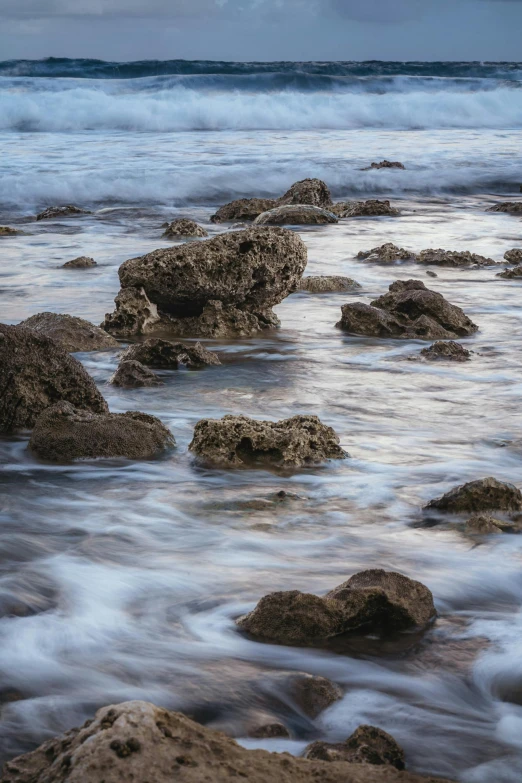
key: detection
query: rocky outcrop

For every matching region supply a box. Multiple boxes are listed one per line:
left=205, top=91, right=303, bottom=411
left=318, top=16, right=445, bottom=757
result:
left=356, top=243, right=416, bottom=264
left=0, top=700, right=453, bottom=783
left=504, top=249, right=522, bottom=264
left=120, top=338, right=220, bottom=368
left=0, top=323, right=108, bottom=433
left=287, top=674, right=343, bottom=718
left=19, top=313, right=118, bottom=353
left=162, top=218, right=208, bottom=238
left=305, top=725, right=405, bottom=769
left=36, top=205, right=89, bottom=220
left=465, top=514, right=516, bottom=535
left=110, top=360, right=163, bottom=388
left=336, top=280, right=478, bottom=340
left=498, top=265, right=522, bottom=279
left=299, top=276, right=361, bottom=293
left=62, top=256, right=97, bottom=268
left=189, top=414, right=345, bottom=468
left=0, top=226, right=19, bottom=236
left=332, top=200, right=400, bottom=218
left=248, top=723, right=290, bottom=739
left=254, top=204, right=338, bottom=225
left=29, top=401, right=174, bottom=461
left=237, top=569, right=435, bottom=646
left=278, top=178, right=333, bottom=208
left=425, top=477, right=522, bottom=514
left=486, top=202, right=522, bottom=215
left=210, top=198, right=278, bottom=223
left=362, top=160, right=405, bottom=170
left=419, top=341, right=472, bottom=362
left=102, top=287, right=161, bottom=337
left=417, top=249, right=495, bottom=268
left=209, top=179, right=333, bottom=223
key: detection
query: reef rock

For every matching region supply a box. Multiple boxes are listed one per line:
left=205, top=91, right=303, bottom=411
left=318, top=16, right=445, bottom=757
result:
left=29, top=401, right=174, bottom=462
left=254, top=204, right=338, bottom=225
left=62, top=256, right=97, bottom=269
left=486, top=202, right=522, bottom=215
left=305, top=725, right=405, bottom=769
left=278, top=178, right=333, bottom=208
left=120, top=338, right=220, bottom=369
left=419, top=341, right=472, bottom=362
left=299, top=276, right=361, bottom=293
left=504, top=249, right=522, bottom=264
left=498, top=265, right=522, bottom=279
left=19, top=312, right=118, bottom=353
left=356, top=243, right=416, bottom=264
left=0, top=323, right=108, bottom=433
left=36, top=205, right=89, bottom=221
left=189, top=414, right=345, bottom=468
left=333, top=200, right=400, bottom=218
left=209, top=179, right=333, bottom=222
left=210, top=198, right=277, bottom=223
left=363, top=160, right=406, bottom=171
left=110, top=360, right=163, bottom=388
left=425, top=477, right=522, bottom=514
left=162, top=218, right=208, bottom=238
left=464, top=514, right=515, bottom=535
left=287, top=674, right=343, bottom=718
left=418, top=249, right=495, bottom=268
left=102, top=287, right=161, bottom=337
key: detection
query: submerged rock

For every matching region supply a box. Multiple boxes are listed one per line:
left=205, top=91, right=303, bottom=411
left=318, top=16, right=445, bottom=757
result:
left=278, top=178, right=333, bottom=208
left=29, top=401, right=174, bottom=461
left=121, top=338, right=220, bottom=368
left=425, top=477, right=522, bottom=514
left=0, top=323, right=108, bottom=433
left=465, top=514, right=516, bottom=535
left=162, top=218, right=208, bottom=238
left=62, top=256, right=97, bottom=269
left=287, top=674, right=343, bottom=718
left=363, top=160, right=406, bottom=170
left=110, top=360, right=163, bottom=388
left=299, top=276, right=361, bottom=293
left=189, top=414, right=345, bottom=468
left=356, top=243, right=416, bottom=264
left=486, top=202, right=522, bottom=215
left=419, top=341, right=472, bottom=362
left=418, top=249, right=496, bottom=268
left=254, top=204, right=338, bottom=225
left=305, top=725, right=405, bottom=770
left=36, top=205, right=89, bottom=220
left=0, top=226, right=19, bottom=236
left=504, top=248, right=522, bottom=264
left=333, top=200, right=400, bottom=218
left=210, top=198, right=277, bottom=223
left=498, top=265, right=522, bottom=279
left=19, top=312, right=118, bottom=353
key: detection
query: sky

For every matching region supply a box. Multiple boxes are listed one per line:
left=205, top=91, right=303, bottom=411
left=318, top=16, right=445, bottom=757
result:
left=0, top=0, right=520, bottom=62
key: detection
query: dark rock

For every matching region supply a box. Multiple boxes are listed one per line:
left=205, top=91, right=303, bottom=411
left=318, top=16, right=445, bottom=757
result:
left=418, top=249, right=496, bottom=268
left=19, top=313, right=118, bottom=353
left=254, top=204, right=338, bottom=225
left=102, top=287, right=161, bottom=337
left=209, top=180, right=333, bottom=222
left=110, top=360, right=163, bottom=388
left=504, top=249, right=522, bottom=264
left=419, top=341, right=471, bottom=362
left=189, top=414, right=345, bottom=468
left=36, top=205, right=89, bottom=220
left=498, top=265, right=522, bottom=279
left=0, top=323, right=108, bottom=433
left=288, top=674, right=343, bottom=718
left=425, top=477, right=522, bottom=514
left=62, top=256, right=97, bottom=269
left=278, top=178, right=333, bottom=208
left=305, top=725, right=405, bottom=770
left=210, top=198, right=277, bottom=223
left=162, top=219, right=208, bottom=238
left=299, top=276, right=361, bottom=293
left=356, top=243, right=416, bottom=264
left=248, top=723, right=290, bottom=739
left=336, top=302, right=407, bottom=338
left=332, top=200, right=400, bottom=218
left=121, top=338, right=220, bottom=369
left=426, top=270, right=438, bottom=278
left=0, top=226, right=19, bottom=236
left=362, top=160, right=406, bottom=170
left=29, top=401, right=174, bottom=462
left=465, top=514, right=515, bottom=535
left=486, top=202, right=522, bottom=215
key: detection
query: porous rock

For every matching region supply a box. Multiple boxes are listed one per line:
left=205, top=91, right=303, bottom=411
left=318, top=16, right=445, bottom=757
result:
left=363, top=160, right=406, bottom=170
left=332, top=200, right=400, bottom=218
left=0, top=699, right=453, bottom=783
left=504, top=249, right=522, bottom=264
left=163, top=218, right=208, bottom=238
left=36, top=205, right=89, bottom=220
left=189, top=414, right=345, bottom=468
left=464, top=514, right=515, bottom=535
left=287, top=674, right=343, bottom=718
left=357, top=243, right=416, bottom=264
left=425, top=477, right=522, bottom=514
left=62, top=256, right=97, bottom=269
left=156, top=301, right=280, bottom=338
left=254, top=204, right=338, bottom=226
left=121, top=338, right=220, bottom=369
left=486, top=202, right=522, bottom=215
left=209, top=179, right=333, bottom=223
left=419, top=341, right=471, bottom=362
left=278, top=178, right=333, bottom=208
left=305, top=725, right=405, bottom=770
left=210, top=198, right=278, bottom=223
left=299, top=276, right=361, bottom=293
left=110, top=360, right=163, bottom=388
left=102, top=287, right=161, bottom=337
left=418, top=249, right=495, bottom=268
left=248, top=723, right=291, bottom=739
left=29, top=401, right=174, bottom=462
left=0, top=323, right=108, bottom=433
left=19, top=312, right=118, bottom=353
left=498, top=265, right=522, bottom=279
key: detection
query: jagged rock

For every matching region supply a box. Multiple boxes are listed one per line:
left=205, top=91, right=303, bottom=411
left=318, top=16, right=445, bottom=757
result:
left=356, top=243, right=416, bottom=264
left=209, top=179, right=333, bottom=223
left=157, top=301, right=280, bottom=338
left=278, top=178, right=333, bottom=208
left=210, top=198, right=277, bottom=223
left=162, top=218, right=208, bottom=238
left=0, top=323, right=108, bottom=433
left=102, top=287, right=161, bottom=337
left=418, top=249, right=495, bottom=268
left=337, top=280, right=478, bottom=340
left=19, top=313, right=118, bottom=353
left=419, top=341, right=472, bottom=362
left=426, top=270, right=438, bottom=278
left=486, top=202, right=522, bottom=215
left=0, top=700, right=453, bottom=783
left=504, top=249, right=522, bottom=264
left=287, top=674, right=343, bottom=718
left=62, top=256, right=97, bottom=268
left=305, top=725, right=405, bottom=770
left=189, top=414, right=345, bottom=468
left=299, top=276, right=361, bottom=293
left=425, top=477, right=522, bottom=514
left=0, top=226, right=19, bottom=236
left=254, top=204, right=338, bottom=226
left=36, top=205, right=89, bottom=220
left=332, top=200, right=400, bottom=218
left=362, top=160, right=406, bottom=171
left=29, top=401, right=174, bottom=461
left=498, top=265, right=522, bottom=279
left=121, top=338, right=220, bottom=368
left=110, top=360, right=163, bottom=388
left=248, top=723, right=290, bottom=739
left=465, top=514, right=515, bottom=535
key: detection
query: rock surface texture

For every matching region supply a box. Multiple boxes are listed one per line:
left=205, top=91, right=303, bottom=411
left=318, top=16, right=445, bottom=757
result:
left=254, top=204, right=338, bottom=225
left=19, top=313, right=118, bottom=353
left=121, top=338, right=220, bottom=368
left=425, top=477, right=522, bottom=514
left=210, top=198, right=278, bottom=223
left=419, top=341, right=472, bottom=362
left=465, top=514, right=515, bottom=535
left=0, top=226, right=19, bottom=236
left=287, top=674, right=343, bottom=718
left=210, top=179, right=333, bottom=223
left=299, top=276, right=361, bottom=293
left=110, top=360, right=163, bottom=388
left=498, top=265, right=522, bottom=279
left=305, top=725, right=405, bottom=769
left=417, top=249, right=495, bottom=268
left=357, top=243, right=416, bottom=263
left=36, top=205, right=88, bottom=220
left=504, top=249, right=522, bottom=264
left=62, top=256, right=97, bottom=268
left=363, top=160, right=406, bottom=170
left=332, top=200, right=400, bottom=218
left=486, top=202, right=522, bottom=215
left=162, top=218, right=208, bottom=238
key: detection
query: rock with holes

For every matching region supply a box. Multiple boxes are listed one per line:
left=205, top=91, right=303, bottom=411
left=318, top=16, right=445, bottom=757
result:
left=162, top=218, right=208, bottom=238
left=157, top=300, right=280, bottom=338
left=210, top=198, right=278, bottom=223
left=425, top=477, right=522, bottom=514
left=418, top=249, right=496, bottom=268
left=486, top=202, right=522, bottom=215
left=29, top=401, right=174, bottom=461
left=254, top=204, right=338, bottom=226
left=19, top=313, right=118, bottom=353
left=62, top=256, right=97, bottom=269
left=287, top=674, right=343, bottom=718
left=419, top=341, right=472, bottom=362
left=356, top=243, right=416, bottom=264
left=504, top=249, right=522, bottom=264
left=498, top=265, right=522, bottom=279
left=189, top=414, right=345, bottom=468
left=0, top=323, right=108, bottom=433
left=305, top=725, right=405, bottom=770
left=209, top=179, right=333, bottom=223
left=332, top=200, right=400, bottom=218
left=363, top=160, right=405, bottom=170
left=36, top=205, right=89, bottom=220
left=278, top=178, right=333, bottom=208
left=464, top=514, right=516, bottom=535
left=299, top=276, right=361, bottom=293
left=102, top=287, right=161, bottom=337
left=120, top=338, right=220, bottom=369
left=110, top=360, right=163, bottom=388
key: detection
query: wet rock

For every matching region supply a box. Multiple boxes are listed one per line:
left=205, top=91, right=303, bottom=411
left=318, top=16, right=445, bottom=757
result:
left=36, top=205, right=89, bottom=220
left=288, top=674, right=343, bottom=718
left=425, top=477, right=522, bottom=514
left=333, top=200, right=400, bottom=218
left=363, top=160, right=406, bottom=170
left=29, top=401, right=174, bottom=462
left=278, top=178, right=333, bottom=208
left=504, top=249, right=522, bottom=264
left=110, top=360, right=163, bottom=388
left=102, top=287, right=161, bottom=337
left=0, top=323, right=108, bottom=433
left=486, top=202, right=522, bottom=215
left=254, top=204, right=338, bottom=226
left=189, top=414, right=345, bottom=468
left=0, top=699, right=452, bottom=783
left=426, top=270, right=438, bottom=278
left=157, top=300, right=280, bottom=338
left=465, top=514, right=515, bottom=535
left=337, top=280, right=478, bottom=340
left=62, top=256, right=97, bottom=269
left=419, top=341, right=472, bottom=362
left=0, top=226, right=19, bottom=236
left=299, top=276, right=361, bottom=293
left=248, top=722, right=290, bottom=739
left=162, top=218, right=208, bottom=238
left=418, top=249, right=496, bottom=268
left=356, top=243, right=416, bottom=264
left=19, top=313, right=118, bottom=353
left=121, top=338, right=220, bottom=368
left=498, top=265, right=522, bottom=279
left=210, top=198, right=277, bottom=223
left=305, top=725, right=405, bottom=770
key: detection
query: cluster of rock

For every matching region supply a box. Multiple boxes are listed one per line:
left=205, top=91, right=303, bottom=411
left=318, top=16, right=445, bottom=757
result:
left=36, top=205, right=89, bottom=220
left=357, top=243, right=416, bottom=264
left=254, top=204, right=338, bottom=225
left=111, top=338, right=220, bottom=387
left=299, top=276, right=361, bottom=293
left=417, top=249, right=496, bottom=268
left=486, top=202, right=522, bottom=215
left=362, top=160, right=406, bottom=170
left=162, top=218, right=208, bottom=238
left=337, top=280, right=478, bottom=340
left=498, top=265, right=522, bottom=279
left=62, top=256, right=97, bottom=268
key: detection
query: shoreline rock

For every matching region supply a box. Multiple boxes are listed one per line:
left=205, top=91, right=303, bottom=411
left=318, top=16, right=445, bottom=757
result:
left=299, top=276, right=361, bottom=293
left=357, top=243, right=416, bottom=264
left=162, top=218, right=208, bottom=238
left=120, top=338, right=220, bottom=369
left=210, top=179, right=333, bottom=223
left=0, top=226, right=20, bottom=236
left=110, top=360, right=163, bottom=388
left=332, top=200, right=400, bottom=218
left=19, top=312, right=118, bottom=353
left=498, top=265, right=522, bottom=279
left=36, top=205, right=89, bottom=221
left=486, top=202, right=522, bottom=215
left=425, top=477, right=522, bottom=514
left=362, top=160, right=405, bottom=171
left=254, top=204, right=338, bottom=225
left=419, top=341, right=472, bottom=362
left=504, top=249, right=522, bottom=264
left=418, top=249, right=496, bottom=268
left=305, top=725, right=405, bottom=769
left=62, top=256, right=97, bottom=269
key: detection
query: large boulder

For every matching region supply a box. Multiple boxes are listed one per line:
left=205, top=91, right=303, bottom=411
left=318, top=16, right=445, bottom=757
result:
left=419, top=341, right=472, bottom=362
left=486, top=202, right=522, bottom=215
left=498, top=265, right=522, bottom=279
left=305, top=725, right=405, bottom=769
left=29, top=401, right=174, bottom=462
left=417, top=249, right=496, bottom=268
left=110, top=360, right=163, bottom=388
left=299, top=276, right=361, bottom=293
left=210, top=198, right=277, bottom=223
left=425, top=477, right=522, bottom=514
left=504, top=249, right=522, bottom=264
left=189, top=414, right=345, bottom=468
left=0, top=700, right=452, bottom=783
left=356, top=243, right=416, bottom=264
left=254, top=204, right=338, bottom=226
left=62, top=256, right=97, bottom=269
left=162, top=218, right=208, bottom=238
left=19, top=313, right=118, bottom=353
left=120, top=338, right=220, bottom=369
left=36, top=205, right=89, bottom=220
left=332, top=200, right=400, bottom=218
left=278, top=178, right=333, bottom=208
left=0, top=323, right=108, bottom=433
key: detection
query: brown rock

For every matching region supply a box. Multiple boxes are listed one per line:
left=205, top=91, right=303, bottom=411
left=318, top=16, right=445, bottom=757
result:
left=356, top=243, right=416, bottom=264
left=29, top=401, right=174, bottom=462
left=418, top=249, right=495, bottom=268
left=36, top=205, right=89, bottom=220
left=332, top=200, right=400, bottom=218
left=209, top=179, right=333, bottom=223
left=337, top=302, right=406, bottom=338
left=254, top=204, right=338, bottom=226
left=210, top=198, right=277, bottom=223
left=0, top=323, right=108, bottom=433
left=189, top=414, right=345, bottom=468
left=153, top=301, right=280, bottom=339
left=486, top=202, right=522, bottom=215
left=102, top=287, right=161, bottom=337
left=288, top=674, right=343, bottom=718
left=19, top=313, right=118, bottom=353
left=362, top=160, right=405, bottom=170
left=425, top=477, right=522, bottom=514
left=305, top=725, right=405, bottom=770
left=498, top=265, right=522, bottom=279
left=248, top=723, right=291, bottom=739
left=278, top=178, right=333, bottom=208
left=121, top=338, right=220, bottom=368
left=464, top=514, right=515, bottom=535
left=110, top=360, right=163, bottom=388
left=0, top=226, right=19, bottom=236
left=162, top=218, right=208, bottom=238
left=504, top=249, right=522, bottom=264
left=419, top=341, right=471, bottom=362
left=62, top=256, right=97, bottom=269
left=299, top=276, right=361, bottom=293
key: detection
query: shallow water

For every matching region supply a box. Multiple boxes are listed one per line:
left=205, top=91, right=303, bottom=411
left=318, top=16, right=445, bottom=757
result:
left=1, top=60, right=522, bottom=781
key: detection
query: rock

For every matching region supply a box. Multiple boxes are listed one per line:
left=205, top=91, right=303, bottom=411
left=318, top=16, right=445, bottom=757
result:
left=299, top=276, right=361, bottom=293
left=110, top=360, right=163, bottom=388
left=19, top=313, right=119, bottom=353
left=305, top=725, right=405, bottom=770
left=0, top=226, right=19, bottom=236
left=36, top=205, right=89, bottom=220
left=464, top=514, right=515, bottom=535
left=248, top=723, right=290, bottom=739
left=419, top=341, right=472, bottom=362
left=254, top=204, right=338, bottom=226
left=418, top=249, right=496, bottom=268
left=363, top=160, right=406, bottom=170
left=0, top=323, right=108, bottom=433
left=356, top=243, right=416, bottom=264
left=278, top=178, right=333, bottom=208
left=425, top=477, right=522, bottom=514
left=121, top=338, right=220, bottom=369
left=504, top=249, right=522, bottom=264
left=498, top=265, right=522, bottom=279
left=288, top=674, right=343, bottom=718
left=162, top=218, right=208, bottom=238
left=209, top=179, right=333, bottom=222
left=337, top=280, right=478, bottom=340
left=102, top=287, right=161, bottom=337
left=0, top=700, right=453, bottom=783
left=333, top=200, right=400, bottom=218
left=486, top=202, right=522, bottom=215
left=156, top=301, right=280, bottom=338
left=62, top=256, right=97, bottom=269
left=426, top=270, right=438, bottom=278
left=189, top=414, right=345, bottom=468
left=29, top=401, right=174, bottom=462
left=210, top=198, right=278, bottom=223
